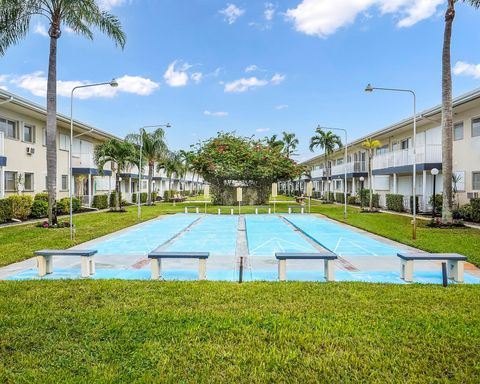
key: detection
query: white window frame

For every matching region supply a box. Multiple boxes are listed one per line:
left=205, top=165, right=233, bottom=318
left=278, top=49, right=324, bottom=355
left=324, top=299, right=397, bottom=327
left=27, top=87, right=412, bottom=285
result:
left=61, top=174, right=69, bottom=191
left=23, top=123, right=35, bottom=144
left=59, top=133, right=70, bottom=151
left=453, top=171, right=465, bottom=192
left=4, top=171, right=17, bottom=192
left=472, top=117, right=480, bottom=138
left=24, top=172, right=34, bottom=191
left=473, top=172, right=480, bottom=191
left=0, top=117, right=19, bottom=140
left=453, top=122, right=464, bottom=141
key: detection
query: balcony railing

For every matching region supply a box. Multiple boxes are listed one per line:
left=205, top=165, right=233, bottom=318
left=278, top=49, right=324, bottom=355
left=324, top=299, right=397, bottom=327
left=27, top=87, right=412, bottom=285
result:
left=0, top=131, right=4, bottom=156
left=372, top=144, right=442, bottom=170
left=72, top=153, right=95, bottom=168
left=330, top=161, right=368, bottom=176
left=311, top=168, right=325, bottom=178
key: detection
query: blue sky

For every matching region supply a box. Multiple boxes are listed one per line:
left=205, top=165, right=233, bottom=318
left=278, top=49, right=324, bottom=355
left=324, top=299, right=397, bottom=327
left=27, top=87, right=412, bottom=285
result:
left=1, top=0, right=480, bottom=160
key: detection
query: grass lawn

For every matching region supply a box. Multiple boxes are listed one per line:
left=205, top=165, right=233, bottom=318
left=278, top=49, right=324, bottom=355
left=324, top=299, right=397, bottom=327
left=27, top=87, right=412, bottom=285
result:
left=0, top=281, right=479, bottom=383
left=307, top=203, right=480, bottom=267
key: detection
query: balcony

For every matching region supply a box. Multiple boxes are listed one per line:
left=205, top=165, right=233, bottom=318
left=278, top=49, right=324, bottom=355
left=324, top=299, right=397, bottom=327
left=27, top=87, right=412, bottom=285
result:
left=0, top=132, right=6, bottom=166
left=330, top=161, right=368, bottom=177
left=72, top=153, right=111, bottom=176
left=311, top=168, right=325, bottom=179
left=372, top=144, right=442, bottom=174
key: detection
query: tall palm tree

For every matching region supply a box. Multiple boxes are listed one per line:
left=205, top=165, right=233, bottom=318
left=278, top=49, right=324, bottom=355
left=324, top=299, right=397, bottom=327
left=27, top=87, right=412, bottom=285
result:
left=159, top=151, right=184, bottom=198
left=94, top=139, right=136, bottom=211
left=126, top=128, right=168, bottom=205
left=309, top=128, right=343, bottom=202
left=441, top=0, right=480, bottom=223
left=179, top=150, right=196, bottom=194
left=265, top=134, right=284, bottom=151
left=362, top=138, right=382, bottom=211
left=281, top=131, right=299, bottom=159
left=0, top=1, right=126, bottom=224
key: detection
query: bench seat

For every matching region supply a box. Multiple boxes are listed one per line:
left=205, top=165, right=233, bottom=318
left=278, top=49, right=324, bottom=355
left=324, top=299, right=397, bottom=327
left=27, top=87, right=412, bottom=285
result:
left=34, top=249, right=98, bottom=278
left=397, top=252, right=468, bottom=283
left=147, top=252, right=209, bottom=280
left=275, top=252, right=338, bottom=281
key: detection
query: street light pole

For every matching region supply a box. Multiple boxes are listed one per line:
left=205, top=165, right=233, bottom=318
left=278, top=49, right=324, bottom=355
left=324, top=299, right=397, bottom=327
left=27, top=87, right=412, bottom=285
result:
left=137, top=124, right=171, bottom=220
left=318, top=126, right=348, bottom=221
left=365, top=84, right=418, bottom=240
left=69, top=79, right=118, bottom=241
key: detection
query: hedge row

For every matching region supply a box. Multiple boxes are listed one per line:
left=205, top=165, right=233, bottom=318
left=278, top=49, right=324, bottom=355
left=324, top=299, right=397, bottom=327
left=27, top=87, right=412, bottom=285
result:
left=455, top=198, right=480, bottom=223
left=386, top=194, right=404, bottom=212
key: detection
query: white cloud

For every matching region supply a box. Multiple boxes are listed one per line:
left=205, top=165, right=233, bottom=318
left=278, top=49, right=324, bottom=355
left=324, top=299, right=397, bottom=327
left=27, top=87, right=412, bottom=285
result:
left=264, top=2, right=275, bottom=21
left=286, top=0, right=443, bottom=38
left=9, top=71, right=159, bottom=99
left=224, top=77, right=269, bottom=93
left=34, top=23, right=49, bottom=37
left=275, top=104, right=289, bottom=110
left=245, top=65, right=259, bottom=73
left=256, top=128, right=270, bottom=133
left=453, top=61, right=480, bottom=79
left=220, top=4, right=245, bottom=24
left=163, top=61, right=191, bottom=87
left=271, top=73, right=286, bottom=85
left=191, top=72, right=203, bottom=83
left=204, top=110, right=228, bottom=117
left=97, top=0, right=126, bottom=10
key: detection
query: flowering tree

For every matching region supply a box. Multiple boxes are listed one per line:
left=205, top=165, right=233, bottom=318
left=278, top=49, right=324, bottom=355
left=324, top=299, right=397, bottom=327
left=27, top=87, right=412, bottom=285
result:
left=190, top=132, right=304, bottom=205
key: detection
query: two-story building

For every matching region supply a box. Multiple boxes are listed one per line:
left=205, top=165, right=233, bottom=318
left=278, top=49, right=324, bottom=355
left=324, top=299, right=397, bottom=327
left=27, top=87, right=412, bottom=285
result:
left=301, top=87, right=480, bottom=212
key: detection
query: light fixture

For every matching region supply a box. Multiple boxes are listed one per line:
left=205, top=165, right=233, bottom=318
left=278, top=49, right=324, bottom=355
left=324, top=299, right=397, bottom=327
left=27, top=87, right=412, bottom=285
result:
left=359, top=176, right=365, bottom=181
left=431, top=168, right=439, bottom=176
left=110, top=78, right=119, bottom=88
left=364, top=83, right=374, bottom=92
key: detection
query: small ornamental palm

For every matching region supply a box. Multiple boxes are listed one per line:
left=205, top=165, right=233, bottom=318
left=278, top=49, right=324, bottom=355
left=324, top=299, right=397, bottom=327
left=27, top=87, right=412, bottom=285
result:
left=0, top=0, right=126, bottom=224
left=309, top=128, right=343, bottom=202
left=362, top=138, right=382, bottom=211
left=282, top=131, right=299, bottom=159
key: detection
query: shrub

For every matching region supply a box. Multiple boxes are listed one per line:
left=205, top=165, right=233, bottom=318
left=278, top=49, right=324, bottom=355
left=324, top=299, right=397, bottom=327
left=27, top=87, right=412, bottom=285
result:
left=409, top=196, right=419, bottom=213
left=359, top=189, right=379, bottom=208
left=386, top=194, right=404, bottom=212
left=429, top=194, right=443, bottom=216
left=57, top=197, right=80, bottom=215
left=92, top=194, right=109, bottom=210
left=0, top=198, right=12, bottom=223
left=31, top=200, right=48, bottom=218
left=8, top=195, right=33, bottom=220
left=132, top=192, right=148, bottom=204
left=34, top=192, right=49, bottom=202
left=151, top=192, right=158, bottom=201
left=324, top=191, right=335, bottom=202
left=164, top=190, right=174, bottom=201
left=335, top=193, right=350, bottom=204
left=348, top=195, right=357, bottom=205
left=109, top=191, right=122, bottom=208
left=456, top=199, right=480, bottom=223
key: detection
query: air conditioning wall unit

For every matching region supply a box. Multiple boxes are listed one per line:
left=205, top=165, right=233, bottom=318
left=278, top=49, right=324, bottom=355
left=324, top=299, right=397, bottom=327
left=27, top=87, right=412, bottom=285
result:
left=467, top=192, right=479, bottom=199
left=26, top=147, right=35, bottom=155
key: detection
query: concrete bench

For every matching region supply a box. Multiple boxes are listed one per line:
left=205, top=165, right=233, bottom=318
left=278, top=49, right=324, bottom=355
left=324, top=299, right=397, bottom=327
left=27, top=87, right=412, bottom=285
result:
left=275, top=252, right=338, bottom=281
left=148, top=252, right=209, bottom=280
left=217, top=208, right=234, bottom=215
left=184, top=206, right=200, bottom=214
left=34, top=249, right=98, bottom=278
left=255, top=206, right=271, bottom=214
left=288, top=206, right=304, bottom=214
left=397, top=252, right=468, bottom=283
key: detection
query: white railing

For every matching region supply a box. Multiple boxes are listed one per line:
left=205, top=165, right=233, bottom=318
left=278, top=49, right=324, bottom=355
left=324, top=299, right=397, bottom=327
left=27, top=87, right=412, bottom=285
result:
left=311, top=168, right=325, bottom=178
left=330, top=161, right=368, bottom=176
left=72, top=153, right=95, bottom=168
left=0, top=131, right=4, bottom=156
left=373, top=144, right=442, bottom=170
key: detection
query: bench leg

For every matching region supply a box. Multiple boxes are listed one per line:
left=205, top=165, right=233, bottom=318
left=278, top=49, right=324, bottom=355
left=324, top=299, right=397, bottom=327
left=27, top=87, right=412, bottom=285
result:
left=288, top=207, right=292, bottom=214
left=45, top=255, right=53, bottom=274
left=151, top=259, right=162, bottom=280
left=196, top=207, right=199, bottom=214
left=89, top=256, right=95, bottom=275
left=199, top=259, right=207, bottom=280
left=301, top=207, right=304, bottom=214
left=278, top=259, right=287, bottom=281
left=268, top=208, right=271, bottom=214
left=185, top=207, right=188, bottom=214
left=37, top=256, right=51, bottom=277
left=255, top=208, right=258, bottom=215
left=81, top=256, right=90, bottom=278
left=449, top=260, right=464, bottom=283
left=324, top=259, right=335, bottom=282
left=401, top=260, right=414, bottom=282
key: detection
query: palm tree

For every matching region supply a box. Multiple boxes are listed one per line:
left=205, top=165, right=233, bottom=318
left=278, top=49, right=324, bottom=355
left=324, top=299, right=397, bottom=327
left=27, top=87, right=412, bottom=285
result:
left=362, top=138, right=382, bottom=211
left=281, top=131, right=299, bottom=159
left=441, top=0, right=480, bottom=224
left=159, top=151, right=184, bottom=199
left=126, top=128, right=168, bottom=205
left=0, top=1, right=126, bottom=225
left=309, top=128, right=343, bottom=202
left=265, top=134, right=284, bottom=151
left=180, top=150, right=196, bottom=194
left=94, top=139, right=136, bottom=211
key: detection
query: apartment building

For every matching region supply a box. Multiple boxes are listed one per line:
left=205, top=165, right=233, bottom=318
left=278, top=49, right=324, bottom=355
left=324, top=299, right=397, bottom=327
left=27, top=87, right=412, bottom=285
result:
left=300, top=87, right=480, bottom=212
left=0, top=89, right=203, bottom=205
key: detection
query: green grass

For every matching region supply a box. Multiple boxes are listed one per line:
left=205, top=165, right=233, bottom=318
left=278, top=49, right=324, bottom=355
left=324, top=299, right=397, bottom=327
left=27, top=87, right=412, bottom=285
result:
left=0, top=281, right=479, bottom=383
left=308, top=203, right=480, bottom=267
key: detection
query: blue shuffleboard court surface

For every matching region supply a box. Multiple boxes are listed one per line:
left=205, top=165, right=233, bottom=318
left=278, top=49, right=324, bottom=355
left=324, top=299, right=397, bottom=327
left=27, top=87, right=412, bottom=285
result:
left=92, top=214, right=201, bottom=255
left=283, top=214, right=401, bottom=256
left=165, top=215, right=238, bottom=255
left=245, top=215, right=318, bottom=256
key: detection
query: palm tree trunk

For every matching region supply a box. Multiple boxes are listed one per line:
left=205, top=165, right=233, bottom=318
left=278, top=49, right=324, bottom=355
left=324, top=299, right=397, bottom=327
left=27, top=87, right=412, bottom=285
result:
left=369, top=155, right=373, bottom=211
left=115, top=174, right=120, bottom=211
left=325, top=156, right=330, bottom=202
left=441, top=0, right=455, bottom=224
left=147, top=163, right=153, bottom=205
left=46, top=34, right=58, bottom=225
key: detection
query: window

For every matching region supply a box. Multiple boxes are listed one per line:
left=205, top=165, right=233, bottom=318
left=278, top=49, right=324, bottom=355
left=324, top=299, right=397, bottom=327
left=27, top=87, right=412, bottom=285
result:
left=0, top=118, right=18, bottom=139
left=473, top=172, right=480, bottom=190
left=401, top=138, right=411, bottom=150
left=4, top=171, right=17, bottom=191
left=24, top=173, right=34, bottom=191
left=392, top=142, right=400, bottom=151
left=61, top=175, right=68, bottom=191
left=42, top=128, right=47, bottom=146
left=59, top=134, right=70, bottom=151
left=472, top=118, right=480, bottom=138
left=454, top=122, right=464, bottom=141
left=23, top=124, right=35, bottom=143
left=453, top=171, right=465, bottom=192
left=376, top=145, right=388, bottom=155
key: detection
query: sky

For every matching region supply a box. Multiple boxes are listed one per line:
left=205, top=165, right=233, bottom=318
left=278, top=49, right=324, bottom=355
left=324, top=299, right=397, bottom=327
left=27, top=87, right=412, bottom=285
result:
left=1, top=0, right=480, bottom=161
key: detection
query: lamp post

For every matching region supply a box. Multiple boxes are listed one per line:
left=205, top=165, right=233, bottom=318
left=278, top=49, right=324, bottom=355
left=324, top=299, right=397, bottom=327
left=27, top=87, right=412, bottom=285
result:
left=431, top=168, right=439, bottom=219
left=70, top=79, right=118, bottom=241
left=365, top=84, right=418, bottom=240
left=137, top=123, right=172, bottom=219
left=317, top=126, right=348, bottom=221
left=359, top=176, right=365, bottom=210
